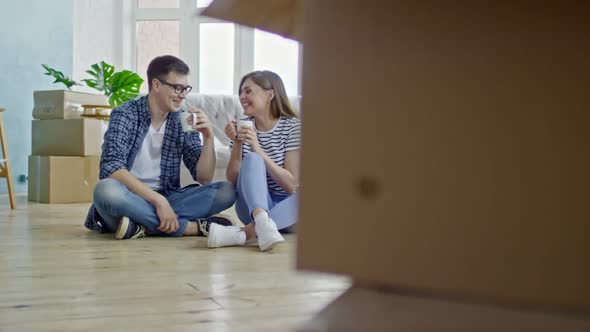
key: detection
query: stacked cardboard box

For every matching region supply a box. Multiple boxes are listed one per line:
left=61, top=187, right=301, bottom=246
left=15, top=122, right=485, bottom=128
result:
left=28, top=90, right=109, bottom=203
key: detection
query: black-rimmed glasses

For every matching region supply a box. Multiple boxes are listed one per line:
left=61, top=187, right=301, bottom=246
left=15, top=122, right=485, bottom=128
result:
left=158, top=78, right=193, bottom=95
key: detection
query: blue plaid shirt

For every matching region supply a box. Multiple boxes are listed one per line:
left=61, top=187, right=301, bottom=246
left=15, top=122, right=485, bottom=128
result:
left=84, top=95, right=202, bottom=231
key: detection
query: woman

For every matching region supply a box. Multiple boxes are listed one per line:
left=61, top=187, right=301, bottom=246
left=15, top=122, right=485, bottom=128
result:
left=207, top=70, right=300, bottom=251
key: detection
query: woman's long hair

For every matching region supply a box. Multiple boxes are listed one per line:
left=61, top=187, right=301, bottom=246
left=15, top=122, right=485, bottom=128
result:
left=239, top=70, right=298, bottom=118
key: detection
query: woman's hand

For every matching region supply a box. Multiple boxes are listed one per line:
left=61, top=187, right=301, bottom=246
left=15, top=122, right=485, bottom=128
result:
left=224, top=119, right=238, bottom=142
left=239, top=126, right=261, bottom=153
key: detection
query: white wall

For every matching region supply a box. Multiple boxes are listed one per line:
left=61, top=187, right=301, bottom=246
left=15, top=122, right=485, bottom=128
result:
left=72, top=0, right=125, bottom=92
left=0, top=0, right=73, bottom=193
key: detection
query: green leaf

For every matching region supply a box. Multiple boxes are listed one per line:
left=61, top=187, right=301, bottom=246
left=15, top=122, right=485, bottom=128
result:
left=107, top=70, right=144, bottom=106
left=41, top=64, right=79, bottom=90
left=82, top=61, right=115, bottom=92
left=78, top=61, right=144, bottom=106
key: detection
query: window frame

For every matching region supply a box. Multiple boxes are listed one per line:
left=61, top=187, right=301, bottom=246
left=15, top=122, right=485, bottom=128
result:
left=123, top=0, right=301, bottom=95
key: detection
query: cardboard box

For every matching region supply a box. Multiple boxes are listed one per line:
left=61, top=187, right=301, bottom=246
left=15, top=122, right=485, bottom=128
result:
left=32, top=119, right=107, bottom=156
left=32, top=90, right=109, bottom=120
left=28, top=155, right=100, bottom=203
left=205, top=1, right=590, bottom=313
left=202, top=0, right=302, bottom=40
left=299, top=286, right=590, bottom=332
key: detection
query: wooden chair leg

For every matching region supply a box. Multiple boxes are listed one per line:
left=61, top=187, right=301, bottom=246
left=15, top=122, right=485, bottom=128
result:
left=0, top=112, right=16, bottom=209
left=5, top=163, right=16, bottom=210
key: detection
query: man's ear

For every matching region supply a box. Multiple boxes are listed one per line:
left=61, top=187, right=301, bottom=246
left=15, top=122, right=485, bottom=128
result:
left=152, top=78, right=160, bottom=91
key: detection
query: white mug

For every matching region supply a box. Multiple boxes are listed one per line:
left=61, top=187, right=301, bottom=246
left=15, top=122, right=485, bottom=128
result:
left=237, top=119, right=254, bottom=131
left=181, top=112, right=197, bottom=132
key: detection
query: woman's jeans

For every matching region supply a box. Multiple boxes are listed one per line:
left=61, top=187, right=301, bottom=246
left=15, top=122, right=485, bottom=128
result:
left=235, top=152, right=298, bottom=231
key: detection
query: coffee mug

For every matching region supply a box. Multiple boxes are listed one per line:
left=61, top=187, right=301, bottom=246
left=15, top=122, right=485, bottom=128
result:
left=181, top=112, right=197, bottom=132
left=237, top=119, right=254, bottom=130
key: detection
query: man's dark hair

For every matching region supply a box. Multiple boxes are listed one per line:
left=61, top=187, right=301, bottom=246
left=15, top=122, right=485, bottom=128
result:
left=146, top=55, right=190, bottom=90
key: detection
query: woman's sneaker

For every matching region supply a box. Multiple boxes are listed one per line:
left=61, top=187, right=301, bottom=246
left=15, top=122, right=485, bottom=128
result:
left=194, top=214, right=233, bottom=237
left=115, top=217, right=146, bottom=240
left=207, top=223, right=246, bottom=248
left=255, top=217, right=284, bottom=251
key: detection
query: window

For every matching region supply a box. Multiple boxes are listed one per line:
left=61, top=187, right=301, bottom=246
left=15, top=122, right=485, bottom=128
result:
left=196, top=0, right=214, bottom=8
left=199, top=23, right=235, bottom=94
left=131, top=1, right=301, bottom=95
left=136, top=21, right=180, bottom=92
left=254, top=29, right=300, bottom=97
left=137, top=0, right=179, bottom=8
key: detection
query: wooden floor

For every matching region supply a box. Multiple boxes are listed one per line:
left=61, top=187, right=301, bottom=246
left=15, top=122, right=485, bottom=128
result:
left=0, top=194, right=350, bottom=332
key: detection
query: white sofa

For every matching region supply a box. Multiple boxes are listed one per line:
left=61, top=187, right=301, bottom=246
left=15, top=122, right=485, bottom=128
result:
left=180, top=94, right=243, bottom=185
left=179, top=93, right=300, bottom=186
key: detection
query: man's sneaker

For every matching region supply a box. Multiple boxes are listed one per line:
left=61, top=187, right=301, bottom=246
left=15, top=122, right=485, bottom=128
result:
left=207, top=223, right=246, bottom=248
left=115, top=217, right=146, bottom=240
left=194, top=214, right=233, bottom=237
left=255, top=217, right=284, bottom=251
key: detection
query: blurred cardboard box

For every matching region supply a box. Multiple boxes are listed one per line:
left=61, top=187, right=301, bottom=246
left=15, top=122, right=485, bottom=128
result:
left=33, top=90, right=109, bottom=120
left=28, top=155, right=100, bottom=203
left=202, top=0, right=301, bottom=40
left=32, top=119, right=107, bottom=156
left=204, top=0, right=590, bottom=313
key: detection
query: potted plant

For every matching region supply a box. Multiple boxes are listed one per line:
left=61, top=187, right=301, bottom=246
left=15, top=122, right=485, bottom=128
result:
left=42, top=61, right=143, bottom=106
left=35, top=62, right=144, bottom=120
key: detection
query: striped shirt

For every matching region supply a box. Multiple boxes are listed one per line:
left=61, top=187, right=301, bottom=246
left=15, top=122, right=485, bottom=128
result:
left=232, top=116, right=301, bottom=194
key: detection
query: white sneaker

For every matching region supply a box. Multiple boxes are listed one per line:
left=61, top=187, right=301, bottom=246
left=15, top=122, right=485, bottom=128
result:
left=207, top=223, right=246, bottom=248
left=254, top=216, right=284, bottom=251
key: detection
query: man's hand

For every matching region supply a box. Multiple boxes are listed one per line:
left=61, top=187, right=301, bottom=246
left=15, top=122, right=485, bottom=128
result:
left=154, top=197, right=179, bottom=234
left=189, top=108, right=213, bottom=139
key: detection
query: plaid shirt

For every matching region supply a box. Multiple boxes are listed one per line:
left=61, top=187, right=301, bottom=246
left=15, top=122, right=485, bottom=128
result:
left=84, top=95, right=202, bottom=231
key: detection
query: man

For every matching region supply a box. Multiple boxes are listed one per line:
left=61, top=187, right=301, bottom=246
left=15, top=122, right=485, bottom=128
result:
left=84, top=55, right=236, bottom=240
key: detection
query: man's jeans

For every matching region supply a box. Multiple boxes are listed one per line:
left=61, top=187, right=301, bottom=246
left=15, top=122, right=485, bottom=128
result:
left=93, top=178, right=236, bottom=237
